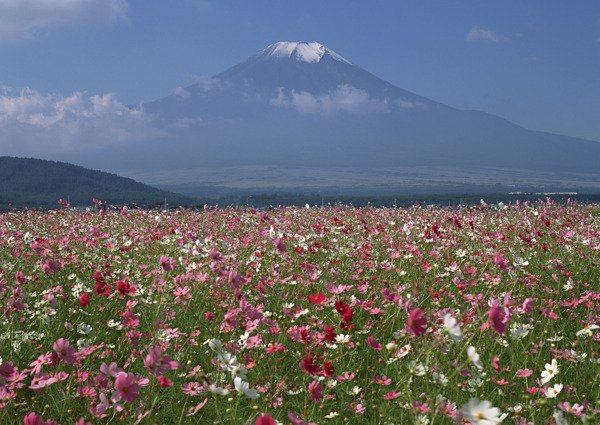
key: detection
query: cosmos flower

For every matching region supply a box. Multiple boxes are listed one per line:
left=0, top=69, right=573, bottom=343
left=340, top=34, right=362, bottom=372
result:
left=541, top=359, right=559, bottom=384
left=462, top=398, right=502, bottom=425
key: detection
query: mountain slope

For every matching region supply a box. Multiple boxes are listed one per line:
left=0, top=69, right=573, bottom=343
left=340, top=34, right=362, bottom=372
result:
left=0, top=157, right=193, bottom=209
left=127, top=41, right=600, bottom=193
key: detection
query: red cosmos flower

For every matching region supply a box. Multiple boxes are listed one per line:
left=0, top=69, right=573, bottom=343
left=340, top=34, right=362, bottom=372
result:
left=407, top=308, right=427, bottom=337
left=158, top=376, right=173, bottom=387
left=321, top=361, right=334, bottom=378
left=299, top=356, right=321, bottom=376
left=94, top=281, right=110, bottom=295
left=334, top=300, right=349, bottom=315
left=340, top=321, right=355, bottom=330
left=334, top=300, right=354, bottom=323
left=94, top=272, right=110, bottom=295
left=322, top=324, right=336, bottom=343
left=117, top=281, right=133, bottom=295
left=256, top=414, right=276, bottom=425
left=79, top=293, right=90, bottom=308
left=307, top=293, right=326, bottom=304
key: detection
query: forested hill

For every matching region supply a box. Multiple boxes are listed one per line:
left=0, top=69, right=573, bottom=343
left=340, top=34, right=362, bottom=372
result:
left=0, top=157, right=193, bottom=210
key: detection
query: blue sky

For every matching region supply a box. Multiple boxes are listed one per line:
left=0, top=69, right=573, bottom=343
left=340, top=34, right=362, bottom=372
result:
left=1, top=0, right=599, bottom=145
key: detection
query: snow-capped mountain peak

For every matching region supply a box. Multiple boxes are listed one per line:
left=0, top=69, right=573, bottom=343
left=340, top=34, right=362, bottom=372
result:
left=259, top=41, right=351, bottom=64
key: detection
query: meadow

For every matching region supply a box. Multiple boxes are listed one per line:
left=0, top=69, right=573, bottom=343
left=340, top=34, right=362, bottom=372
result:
left=0, top=199, right=599, bottom=424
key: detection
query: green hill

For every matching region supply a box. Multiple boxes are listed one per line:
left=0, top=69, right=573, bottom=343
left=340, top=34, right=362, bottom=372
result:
left=0, top=157, right=194, bottom=210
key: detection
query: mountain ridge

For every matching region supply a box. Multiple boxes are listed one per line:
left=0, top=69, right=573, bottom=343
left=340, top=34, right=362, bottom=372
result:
left=95, top=41, right=600, bottom=193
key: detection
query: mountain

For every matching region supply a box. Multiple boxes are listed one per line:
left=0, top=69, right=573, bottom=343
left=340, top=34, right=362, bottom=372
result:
left=0, top=157, right=193, bottom=210
left=115, top=41, right=600, bottom=195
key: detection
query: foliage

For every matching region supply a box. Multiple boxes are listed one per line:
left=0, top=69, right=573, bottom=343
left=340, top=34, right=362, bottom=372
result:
left=0, top=157, right=192, bottom=210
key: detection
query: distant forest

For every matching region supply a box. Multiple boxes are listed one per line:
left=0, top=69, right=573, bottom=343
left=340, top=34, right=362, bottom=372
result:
left=2, top=156, right=599, bottom=212
left=0, top=157, right=192, bottom=211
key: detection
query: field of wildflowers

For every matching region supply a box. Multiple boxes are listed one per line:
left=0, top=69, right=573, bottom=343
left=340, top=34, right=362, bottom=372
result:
left=0, top=199, right=599, bottom=424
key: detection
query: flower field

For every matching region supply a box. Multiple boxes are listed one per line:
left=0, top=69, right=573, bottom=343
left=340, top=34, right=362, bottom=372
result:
left=1, top=200, right=599, bottom=424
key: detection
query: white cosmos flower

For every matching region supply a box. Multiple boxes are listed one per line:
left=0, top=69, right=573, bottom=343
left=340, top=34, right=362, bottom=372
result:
left=77, top=323, right=92, bottom=335
left=234, top=377, right=259, bottom=399
left=205, top=338, right=224, bottom=354
left=230, top=364, right=247, bottom=380
left=541, top=358, right=559, bottom=384
left=442, top=313, right=463, bottom=342
left=544, top=383, right=563, bottom=398
left=462, top=398, right=502, bottom=425
left=208, top=384, right=230, bottom=396
left=553, top=410, right=569, bottom=425
left=467, top=346, right=484, bottom=371
left=576, top=324, right=599, bottom=337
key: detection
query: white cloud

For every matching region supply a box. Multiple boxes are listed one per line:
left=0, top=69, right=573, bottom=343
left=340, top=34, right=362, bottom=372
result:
left=0, top=87, right=156, bottom=156
left=395, top=99, right=427, bottom=109
left=174, top=86, right=191, bottom=100
left=270, top=85, right=389, bottom=114
left=466, top=26, right=503, bottom=43
left=191, top=75, right=227, bottom=93
left=0, top=0, right=129, bottom=43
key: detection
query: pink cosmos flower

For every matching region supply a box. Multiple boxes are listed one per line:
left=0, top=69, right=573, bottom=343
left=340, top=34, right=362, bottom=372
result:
left=186, top=398, right=208, bottom=416
left=15, top=271, right=26, bottom=285
left=384, top=390, right=402, bottom=399
left=273, top=238, right=287, bottom=253
left=159, top=255, right=176, bottom=271
left=100, top=362, right=123, bottom=378
left=53, top=338, right=77, bottom=364
left=42, top=259, right=60, bottom=276
left=114, top=372, right=141, bottom=403
left=29, top=353, right=52, bottom=376
left=181, top=382, right=203, bottom=395
left=407, top=308, right=427, bottom=336
left=23, top=412, right=44, bottom=425
left=79, top=293, right=90, bottom=308
left=373, top=375, right=391, bottom=385
left=558, top=401, right=585, bottom=417
left=350, top=403, right=366, bottom=414
left=77, top=386, right=97, bottom=398
left=516, top=368, right=533, bottom=378
left=307, top=380, right=324, bottom=403
left=493, top=252, right=510, bottom=272
left=493, top=355, right=500, bottom=372
left=366, top=336, right=382, bottom=350
left=96, top=391, right=124, bottom=414
left=488, top=305, right=508, bottom=335
left=288, top=412, right=317, bottom=425
left=208, top=248, right=224, bottom=262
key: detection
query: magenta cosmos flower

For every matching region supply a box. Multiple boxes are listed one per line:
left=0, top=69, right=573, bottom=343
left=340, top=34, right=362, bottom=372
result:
left=407, top=308, right=427, bottom=336
left=114, top=372, right=141, bottom=403
left=53, top=338, right=77, bottom=364
left=488, top=305, right=508, bottom=335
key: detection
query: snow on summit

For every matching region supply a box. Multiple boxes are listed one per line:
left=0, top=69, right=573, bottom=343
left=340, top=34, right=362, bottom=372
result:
left=260, top=42, right=351, bottom=64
